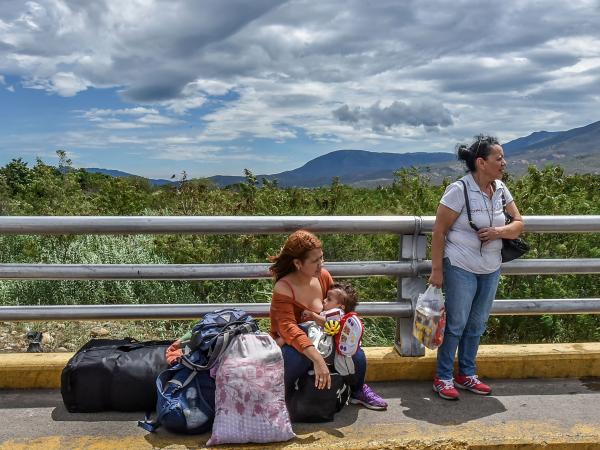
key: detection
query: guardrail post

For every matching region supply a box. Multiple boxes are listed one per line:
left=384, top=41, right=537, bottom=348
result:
left=395, top=233, right=427, bottom=356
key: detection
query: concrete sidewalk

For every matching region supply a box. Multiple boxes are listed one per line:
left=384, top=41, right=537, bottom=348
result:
left=2, top=343, right=600, bottom=448
left=2, top=378, right=600, bottom=449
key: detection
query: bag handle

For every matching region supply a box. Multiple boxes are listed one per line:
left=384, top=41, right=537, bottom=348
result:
left=181, top=322, right=257, bottom=371
left=187, top=319, right=256, bottom=352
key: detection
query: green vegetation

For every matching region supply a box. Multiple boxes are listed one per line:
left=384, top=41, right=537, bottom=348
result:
left=0, top=155, right=599, bottom=346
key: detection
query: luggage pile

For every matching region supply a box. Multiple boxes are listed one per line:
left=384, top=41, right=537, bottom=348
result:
left=61, top=308, right=297, bottom=445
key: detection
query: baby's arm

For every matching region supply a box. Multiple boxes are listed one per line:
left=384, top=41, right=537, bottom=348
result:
left=301, top=309, right=325, bottom=326
left=313, top=312, right=326, bottom=327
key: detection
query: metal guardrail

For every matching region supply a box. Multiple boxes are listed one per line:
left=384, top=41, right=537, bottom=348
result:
left=2, top=299, right=600, bottom=321
left=0, top=259, right=599, bottom=279
left=0, top=215, right=598, bottom=234
left=0, top=215, right=599, bottom=355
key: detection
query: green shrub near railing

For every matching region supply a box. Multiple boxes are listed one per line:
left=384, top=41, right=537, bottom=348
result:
left=0, top=157, right=599, bottom=345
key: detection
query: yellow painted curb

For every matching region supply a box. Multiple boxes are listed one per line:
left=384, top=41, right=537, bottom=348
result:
left=1, top=343, right=600, bottom=389
left=365, top=342, right=600, bottom=381
left=3, top=421, right=600, bottom=450
left=0, top=352, right=71, bottom=389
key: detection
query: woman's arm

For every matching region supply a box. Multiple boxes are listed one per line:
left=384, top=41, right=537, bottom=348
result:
left=429, top=204, right=460, bottom=288
left=477, top=201, right=524, bottom=241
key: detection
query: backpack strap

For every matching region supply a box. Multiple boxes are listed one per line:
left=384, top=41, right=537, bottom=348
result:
left=138, top=414, right=158, bottom=432
left=459, top=180, right=479, bottom=232
left=137, top=367, right=201, bottom=433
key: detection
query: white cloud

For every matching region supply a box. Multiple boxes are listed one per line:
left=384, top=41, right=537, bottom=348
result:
left=50, top=72, right=89, bottom=96
left=137, top=114, right=182, bottom=125
left=1, top=0, right=600, bottom=168
left=84, top=107, right=159, bottom=119
left=98, top=121, right=147, bottom=130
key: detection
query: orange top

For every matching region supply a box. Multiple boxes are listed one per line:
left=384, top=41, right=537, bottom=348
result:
left=269, top=268, right=333, bottom=353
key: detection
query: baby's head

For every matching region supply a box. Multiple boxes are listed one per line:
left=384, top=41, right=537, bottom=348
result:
left=323, top=282, right=358, bottom=313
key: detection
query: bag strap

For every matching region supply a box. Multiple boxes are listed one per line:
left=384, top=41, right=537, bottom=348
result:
left=182, top=321, right=257, bottom=371
left=459, top=180, right=479, bottom=232
left=137, top=367, right=201, bottom=433
left=187, top=318, right=257, bottom=352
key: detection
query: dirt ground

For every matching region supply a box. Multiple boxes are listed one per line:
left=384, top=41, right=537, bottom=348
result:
left=0, top=320, right=195, bottom=353
left=0, top=318, right=272, bottom=353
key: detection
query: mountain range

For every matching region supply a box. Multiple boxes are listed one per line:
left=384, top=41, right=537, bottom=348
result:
left=85, top=120, right=600, bottom=188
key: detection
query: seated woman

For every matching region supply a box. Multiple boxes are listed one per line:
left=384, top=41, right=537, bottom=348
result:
left=269, top=229, right=387, bottom=410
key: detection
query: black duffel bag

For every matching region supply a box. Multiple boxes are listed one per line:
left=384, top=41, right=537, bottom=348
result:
left=61, top=338, right=171, bottom=412
left=287, top=372, right=350, bottom=423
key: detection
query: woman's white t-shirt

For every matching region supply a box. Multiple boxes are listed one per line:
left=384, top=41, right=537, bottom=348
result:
left=440, top=173, right=514, bottom=274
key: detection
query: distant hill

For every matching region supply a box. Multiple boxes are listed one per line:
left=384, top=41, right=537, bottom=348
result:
left=502, top=130, right=562, bottom=155
left=410, top=120, right=600, bottom=184
left=494, top=120, right=600, bottom=177
left=84, top=168, right=174, bottom=186
left=208, top=150, right=455, bottom=187
left=81, top=120, right=600, bottom=188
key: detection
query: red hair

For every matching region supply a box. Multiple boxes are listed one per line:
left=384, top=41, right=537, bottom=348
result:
left=268, top=230, right=322, bottom=281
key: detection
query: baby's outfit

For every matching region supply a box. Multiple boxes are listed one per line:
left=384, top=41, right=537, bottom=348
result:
left=320, top=306, right=344, bottom=323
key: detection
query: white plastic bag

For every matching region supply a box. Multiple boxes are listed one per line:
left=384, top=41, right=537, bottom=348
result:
left=412, top=285, right=446, bottom=350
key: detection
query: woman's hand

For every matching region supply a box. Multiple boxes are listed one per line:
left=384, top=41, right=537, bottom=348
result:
left=428, top=269, right=443, bottom=288
left=477, top=226, right=501, bottom=242
left=313, top=358, right=331, bottom=390
left=303, top=346, right=331, bottom=389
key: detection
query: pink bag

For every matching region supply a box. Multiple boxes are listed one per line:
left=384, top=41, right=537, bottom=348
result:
left=206, top=333, right=295, bottom=446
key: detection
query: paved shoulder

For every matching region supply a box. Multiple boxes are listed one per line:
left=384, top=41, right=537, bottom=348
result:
left=2, top=379, right=600, bottom=449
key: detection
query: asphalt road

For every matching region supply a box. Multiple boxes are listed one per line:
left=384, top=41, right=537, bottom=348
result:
left=2, top=378, right=600, bottom=449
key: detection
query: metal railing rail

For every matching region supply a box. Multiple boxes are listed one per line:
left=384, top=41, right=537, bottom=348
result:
left=0, top=259, right=599, bottom=280
left=2, top=299, right=600, bottom=322
left=1, top=215, right=599, bottom=355
left=0, top=215, right=599, bottom=234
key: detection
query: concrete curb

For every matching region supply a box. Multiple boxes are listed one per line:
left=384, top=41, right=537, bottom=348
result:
left=1, top=342, right=600, bottom=389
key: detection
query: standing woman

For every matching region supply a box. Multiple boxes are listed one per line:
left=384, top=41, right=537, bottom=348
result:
left=269, top=230, right=387, bottom=410
left=429, top=135, right=524, bottom=400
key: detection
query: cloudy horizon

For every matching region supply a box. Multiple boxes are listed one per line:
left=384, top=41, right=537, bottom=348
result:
left=1, top=0, right=599, bottom=178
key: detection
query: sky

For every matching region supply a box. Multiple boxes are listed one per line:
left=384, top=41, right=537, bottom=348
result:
left=1, top=0, right=600, bottom=179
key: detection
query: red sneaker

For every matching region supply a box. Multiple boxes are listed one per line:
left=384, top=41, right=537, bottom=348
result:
left=432, top=377, right=459, bottom=400
left=454, top=374, right=492, bottom=395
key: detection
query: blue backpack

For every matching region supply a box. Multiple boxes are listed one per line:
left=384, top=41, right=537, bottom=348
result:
left=138, top=308, right=258, bottom=434
left=139, top=351, right=216, bottom=434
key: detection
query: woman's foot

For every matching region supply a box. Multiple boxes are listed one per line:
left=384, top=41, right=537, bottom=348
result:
left=433, top=377, right=459, bottom=400
left=349, top=384, right=388, bottom=410
left=454, top=374, right=492, bottom=395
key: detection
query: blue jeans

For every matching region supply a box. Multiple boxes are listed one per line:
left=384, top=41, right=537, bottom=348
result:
left=436, top=258, right=501, bottom=380
left=281, top=345, right=367, bottom=395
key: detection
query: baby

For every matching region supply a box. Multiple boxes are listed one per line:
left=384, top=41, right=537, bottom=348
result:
left=274, top=283, right=359, bottom=348
left=302, top=282, right=358, bottom=325
left=304, top=282, right=363, bottom=375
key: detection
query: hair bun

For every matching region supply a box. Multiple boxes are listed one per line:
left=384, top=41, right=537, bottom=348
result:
left=456, top=144, right=471, bottom=162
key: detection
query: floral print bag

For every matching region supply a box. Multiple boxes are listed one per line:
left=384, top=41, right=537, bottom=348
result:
left=206, top=332, right=295, bottom=446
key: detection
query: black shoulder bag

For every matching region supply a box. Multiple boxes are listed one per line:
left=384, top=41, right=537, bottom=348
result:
left=459, top=180, right=529, bottom=263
